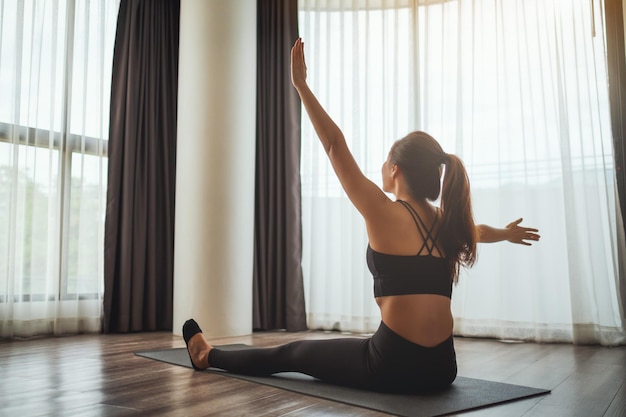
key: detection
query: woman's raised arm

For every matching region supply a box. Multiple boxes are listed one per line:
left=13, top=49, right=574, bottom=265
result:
left=291, top=38, right=389, bottom=218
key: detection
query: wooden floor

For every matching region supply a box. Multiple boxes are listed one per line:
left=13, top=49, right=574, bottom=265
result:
left=0, top=330, right=625, bottom=417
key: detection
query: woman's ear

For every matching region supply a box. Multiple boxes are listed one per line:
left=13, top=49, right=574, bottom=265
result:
left=390, top=164, right=399, bottom=178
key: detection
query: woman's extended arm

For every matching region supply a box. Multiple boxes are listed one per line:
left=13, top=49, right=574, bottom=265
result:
left=291, top=40, right=343, bottom=154
left=291, top=38, right=388, bottom=217
left=476, top=218, right=540, bottom=245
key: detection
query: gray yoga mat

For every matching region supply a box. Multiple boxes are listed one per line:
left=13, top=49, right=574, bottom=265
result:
left=135, top=344, right=549, bottom=417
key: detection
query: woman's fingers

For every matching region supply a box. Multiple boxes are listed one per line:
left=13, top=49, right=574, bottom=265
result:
left=291, top=38, right=307, bottom=87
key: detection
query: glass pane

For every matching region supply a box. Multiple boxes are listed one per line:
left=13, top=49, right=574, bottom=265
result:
left=0, top=1, right=68, bottom=132
left=70, top=0, right=118, bottom=140
left=65, top=152, right=107, bottom=297
left=0, top=1, right=18, bottom=125
left=0, top=142, right=60, bottom=301
left=23, top=145, right=60, bottom=300
left=0, top=142, right=10, bottom=301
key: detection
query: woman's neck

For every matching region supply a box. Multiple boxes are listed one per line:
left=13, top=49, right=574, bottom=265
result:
left=394, top=194, right=428, bottom=208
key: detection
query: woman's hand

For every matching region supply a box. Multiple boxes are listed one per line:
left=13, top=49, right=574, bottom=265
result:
left=504, top=218, right=540, bottom=245
left=476, top=219, right=540, bottom=245
left=291, top=38, right=307, bottom=90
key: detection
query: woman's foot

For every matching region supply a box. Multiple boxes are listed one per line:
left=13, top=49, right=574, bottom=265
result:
left=183, top=319, right=212, bottom=370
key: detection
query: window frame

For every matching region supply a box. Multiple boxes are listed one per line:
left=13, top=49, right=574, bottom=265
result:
left=0, top=0, right=111, bottom=303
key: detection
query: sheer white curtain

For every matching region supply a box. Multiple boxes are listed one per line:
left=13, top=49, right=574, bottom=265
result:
left=0, top=0, right=119, bottom=337
left=299, top=0, right=626, bottom=345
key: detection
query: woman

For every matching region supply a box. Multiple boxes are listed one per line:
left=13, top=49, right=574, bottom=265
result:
left=183, top=38, right=540, bottom=393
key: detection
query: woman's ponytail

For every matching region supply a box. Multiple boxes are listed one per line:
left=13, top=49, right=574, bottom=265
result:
left=439, top=154, right=477, bottom=281
left=390, top=131, right=477, bottom=282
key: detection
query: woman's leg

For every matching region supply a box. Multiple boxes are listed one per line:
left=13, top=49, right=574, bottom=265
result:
left=184, top=318, right=376, bottom=389
left=184, top=319, right=456, bottom=392
left=209, top=337, right=376, bottom=388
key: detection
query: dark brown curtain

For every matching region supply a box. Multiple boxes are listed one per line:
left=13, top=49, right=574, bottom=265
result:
left=103, top=0, right=180, bottom=333
left=605, top=0, right=626, bottom=232
left=253, top=0, right=306, bottom=331
left=605, top=0, right=626, bottom=321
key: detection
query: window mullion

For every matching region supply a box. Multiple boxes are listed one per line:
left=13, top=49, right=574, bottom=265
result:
left=58, top=0, right=76, bottom=301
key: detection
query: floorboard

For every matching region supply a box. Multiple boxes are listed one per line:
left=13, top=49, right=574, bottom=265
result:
left=0, top=331, right=624, bottom=416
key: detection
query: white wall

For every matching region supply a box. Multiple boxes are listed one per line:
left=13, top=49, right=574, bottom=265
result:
left=173, top=0, right=257, bottom=337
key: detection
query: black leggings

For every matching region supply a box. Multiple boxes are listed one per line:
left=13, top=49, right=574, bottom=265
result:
left=208, top=321, right=457, bottom=393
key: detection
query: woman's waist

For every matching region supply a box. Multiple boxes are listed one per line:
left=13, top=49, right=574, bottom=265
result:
left=377, top=295, right=453, bottom=347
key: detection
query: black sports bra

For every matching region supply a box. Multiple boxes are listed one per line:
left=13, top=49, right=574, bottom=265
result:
left=367, top=200, right=452, bottom=298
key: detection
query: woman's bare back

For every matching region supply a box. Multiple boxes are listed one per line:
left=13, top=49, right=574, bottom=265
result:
left=367, top=199, right=453, bottom=347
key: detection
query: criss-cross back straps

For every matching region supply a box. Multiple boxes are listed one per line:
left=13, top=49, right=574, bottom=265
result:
left=397, top=200, right=442, bottom=256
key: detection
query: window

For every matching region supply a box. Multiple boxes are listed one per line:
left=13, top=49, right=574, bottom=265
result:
left=0, top=0, right=119, bottom=336
left=299, top=0, right=623, bottom=344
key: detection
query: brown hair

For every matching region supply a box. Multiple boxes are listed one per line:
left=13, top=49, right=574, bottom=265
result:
left=389, top=131, right=477, bottom=281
